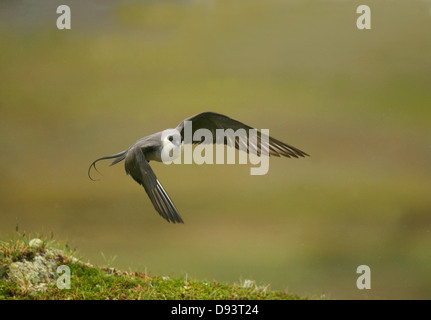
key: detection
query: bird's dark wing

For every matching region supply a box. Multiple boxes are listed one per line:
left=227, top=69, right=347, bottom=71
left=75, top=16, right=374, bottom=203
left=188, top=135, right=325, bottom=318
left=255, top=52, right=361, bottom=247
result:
left=175, top=111, right=309, bottom=158
left=125, top=145, right=184, bottom=224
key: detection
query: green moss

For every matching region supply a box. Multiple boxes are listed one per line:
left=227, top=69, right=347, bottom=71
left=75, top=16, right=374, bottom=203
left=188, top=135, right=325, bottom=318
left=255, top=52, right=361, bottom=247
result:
left=0, top=235, right=305, bottom=300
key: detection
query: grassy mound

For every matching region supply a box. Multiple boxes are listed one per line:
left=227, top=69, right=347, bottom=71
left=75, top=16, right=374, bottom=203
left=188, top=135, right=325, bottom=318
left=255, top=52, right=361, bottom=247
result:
left=0, top=235, right=305, bottom=300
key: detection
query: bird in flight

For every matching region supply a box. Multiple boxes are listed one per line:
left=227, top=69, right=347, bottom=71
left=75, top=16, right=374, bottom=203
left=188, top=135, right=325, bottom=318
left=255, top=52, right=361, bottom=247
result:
left=88, top=111, right=309, bottom=224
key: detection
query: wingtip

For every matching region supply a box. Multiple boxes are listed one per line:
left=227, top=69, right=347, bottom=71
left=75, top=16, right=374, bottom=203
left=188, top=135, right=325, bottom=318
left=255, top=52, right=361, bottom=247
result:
left=163, top=215, right=185, bottom=224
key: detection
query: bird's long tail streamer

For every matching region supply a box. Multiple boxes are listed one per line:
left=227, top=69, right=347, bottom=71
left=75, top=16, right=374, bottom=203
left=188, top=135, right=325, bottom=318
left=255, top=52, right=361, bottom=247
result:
left=88, top=150, right=128, bottom=181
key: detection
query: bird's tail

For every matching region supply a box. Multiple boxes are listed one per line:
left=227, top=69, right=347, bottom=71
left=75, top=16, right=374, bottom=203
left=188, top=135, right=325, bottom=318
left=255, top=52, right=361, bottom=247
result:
left=88, top=150, right=128, bottom=181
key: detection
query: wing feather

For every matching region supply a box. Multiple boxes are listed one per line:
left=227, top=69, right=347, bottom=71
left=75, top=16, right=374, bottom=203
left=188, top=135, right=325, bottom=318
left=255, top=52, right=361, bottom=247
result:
left=125, top=146, right=184, bottom=224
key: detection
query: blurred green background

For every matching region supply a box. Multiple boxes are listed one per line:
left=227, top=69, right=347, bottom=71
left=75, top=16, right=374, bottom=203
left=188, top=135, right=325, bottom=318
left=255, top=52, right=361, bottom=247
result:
left=1, top=0, right=430, bottom=299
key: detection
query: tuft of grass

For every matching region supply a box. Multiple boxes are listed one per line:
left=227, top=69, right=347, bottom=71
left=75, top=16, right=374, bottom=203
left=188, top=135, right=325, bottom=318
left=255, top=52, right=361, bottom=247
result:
left=0, top=234, right=305, bottom=300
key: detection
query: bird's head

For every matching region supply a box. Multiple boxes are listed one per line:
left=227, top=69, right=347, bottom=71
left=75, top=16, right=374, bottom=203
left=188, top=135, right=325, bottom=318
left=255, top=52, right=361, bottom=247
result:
left=162, top=129, right=182, bottom=148
left=161, top=129, right=182, bottom=163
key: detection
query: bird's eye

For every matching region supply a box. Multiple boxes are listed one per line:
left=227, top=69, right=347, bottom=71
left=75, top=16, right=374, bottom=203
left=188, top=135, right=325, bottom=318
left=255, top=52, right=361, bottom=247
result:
left=168, top=136, right=173, bottom=142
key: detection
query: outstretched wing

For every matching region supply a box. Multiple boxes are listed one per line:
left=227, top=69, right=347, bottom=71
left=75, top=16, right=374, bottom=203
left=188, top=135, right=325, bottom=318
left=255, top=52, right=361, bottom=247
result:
left=125, top=145, right=184, bottom=224
left=175, top=111, right=309, bottom=158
